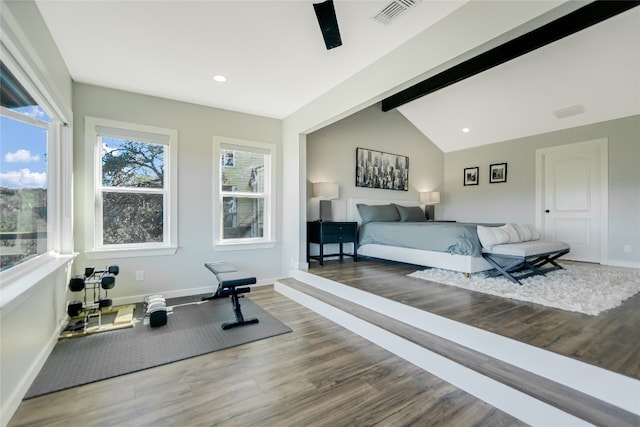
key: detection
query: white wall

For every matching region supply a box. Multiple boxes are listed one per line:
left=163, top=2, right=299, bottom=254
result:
left=444, top=115, right=640, bottom=267
left=307, top=104, right=444, bottom=221
left=0, top=1, right=74, bottom=424
left=72, top=83, right=283, bottom=303
left=0, top=264, right=72, bottom=426
left=281, top=1, right=568, bottom=273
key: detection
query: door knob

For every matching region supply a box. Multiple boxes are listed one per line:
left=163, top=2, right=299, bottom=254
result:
left=545, top=209, right=550, bottom=213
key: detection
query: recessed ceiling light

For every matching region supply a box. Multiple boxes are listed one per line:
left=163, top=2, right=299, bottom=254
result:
left=213, top=75, right=227, bottom=83
left=462, top=127, right=470, bottom=133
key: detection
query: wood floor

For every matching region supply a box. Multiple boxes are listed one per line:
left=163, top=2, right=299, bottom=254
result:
left=307, top=258, right=640, bottom=380
left=9, top=285, right=524, bottom=427
left=9, top=258, right=639, bottom=426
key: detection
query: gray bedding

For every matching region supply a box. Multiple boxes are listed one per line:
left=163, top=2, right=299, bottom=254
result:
left=358, top=222, right=484, bottom=257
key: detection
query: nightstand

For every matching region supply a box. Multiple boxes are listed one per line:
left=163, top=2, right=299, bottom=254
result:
left=307, top=221, right=358, bottom=266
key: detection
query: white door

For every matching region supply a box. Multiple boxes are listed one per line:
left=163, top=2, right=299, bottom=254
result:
left=536, top=139, right=607, bottom=263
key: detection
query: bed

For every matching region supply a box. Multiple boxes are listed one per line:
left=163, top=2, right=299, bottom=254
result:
left=347, top=198, right=494, bottom=274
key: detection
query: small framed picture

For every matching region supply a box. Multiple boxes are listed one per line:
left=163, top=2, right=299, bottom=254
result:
left=464, top=167, right=479, bottom=186
left=489, top=163, right=508, bottom=183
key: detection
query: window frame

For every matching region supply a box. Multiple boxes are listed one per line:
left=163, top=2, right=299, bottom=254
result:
left=85, top=117, right=178, bottom=259
left=0, top=52, right=74, bottom=303
left=213, top=136, right=276, bottom=250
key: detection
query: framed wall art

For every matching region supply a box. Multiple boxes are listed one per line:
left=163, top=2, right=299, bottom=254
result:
left=356, top=147, right=408, bottom=191
left=464, top=167, right=479, bottom=186
left=489, top=162, right=507, bottom=183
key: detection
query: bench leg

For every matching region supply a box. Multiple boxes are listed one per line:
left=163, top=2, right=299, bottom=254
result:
left=483, top=256, right=523, bottom=284
left=201, top=285, right=230, bottom=301
left=482, top=248, right=569, bottom=285
left=529, top=250, right=568, bottom=273
left=221, top=289, right=259, bottom=330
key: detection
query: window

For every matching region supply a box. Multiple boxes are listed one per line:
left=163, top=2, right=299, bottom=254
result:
left=214, top=137, right=276, bottom=248
left=0, top=106, right=50, bottom=270
left=0, top=18, right=74, bottom=301
left=85, top=117, right=177, bottom=258
left=0, top=62, right=54, bottom=271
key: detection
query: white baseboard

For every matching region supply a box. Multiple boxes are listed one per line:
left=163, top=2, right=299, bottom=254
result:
left=603, top=259, right=640, bottom=269
left=107, top=277, right=280, bottom=306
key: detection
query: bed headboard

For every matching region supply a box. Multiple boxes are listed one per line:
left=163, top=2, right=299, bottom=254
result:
left=347, top=198, right=422, bottom=225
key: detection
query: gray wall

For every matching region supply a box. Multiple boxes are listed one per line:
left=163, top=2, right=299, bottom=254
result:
left=306, top=106, right=639, bottom=268
left=72, top=83, right=283, bottom=301
left=444, top=115, right=640, bottom=267
left=307, top=104, right=444, bottom=220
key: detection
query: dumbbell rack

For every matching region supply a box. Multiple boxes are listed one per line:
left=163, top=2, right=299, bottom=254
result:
left=67, top=265, right=119, bottom=333
left=82, top=277, right=108, bottom=329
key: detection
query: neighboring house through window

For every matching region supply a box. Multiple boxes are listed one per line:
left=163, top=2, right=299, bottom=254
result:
left=214, top=137, right=276, bottom=249
left=85, top=117, right=178, bottom=258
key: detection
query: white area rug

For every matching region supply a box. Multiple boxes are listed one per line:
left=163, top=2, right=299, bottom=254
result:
left=408, top=263, right=640, bottom=315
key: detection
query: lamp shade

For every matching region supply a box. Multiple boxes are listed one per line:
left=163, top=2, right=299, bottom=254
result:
left=312, top=182, right=339, bottom=199
left=420, top=191, right=440, bottom=204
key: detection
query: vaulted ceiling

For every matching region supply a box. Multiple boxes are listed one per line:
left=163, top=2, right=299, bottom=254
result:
left=36, top=1, right=639, bottom=153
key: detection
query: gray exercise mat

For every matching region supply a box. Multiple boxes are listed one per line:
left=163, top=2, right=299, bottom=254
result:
left=25, top=295, right=291, bottom=399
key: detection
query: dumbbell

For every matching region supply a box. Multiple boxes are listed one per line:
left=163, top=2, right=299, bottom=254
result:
left=67, top=300, right=83, bottom=317
left=68, top=276, right=85, bottom=292
left=144, top=294, right=167, bottom=327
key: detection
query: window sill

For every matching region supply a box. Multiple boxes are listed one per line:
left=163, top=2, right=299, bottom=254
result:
left=85, top=246, right=179, bottom=259
left=0, top=251, right=77, bottom=313
left=214, top=241, right=276, bottom=252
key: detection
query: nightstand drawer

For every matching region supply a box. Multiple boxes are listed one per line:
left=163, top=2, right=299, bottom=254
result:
left=321, top=223, right=354, bottom=238
left=322, top=233, right=349, bottom=243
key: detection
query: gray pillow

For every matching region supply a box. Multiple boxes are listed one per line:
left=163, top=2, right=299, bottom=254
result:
left=394, top=204, right=426, bottom=222
left=357, top=204, right=400, bottom=224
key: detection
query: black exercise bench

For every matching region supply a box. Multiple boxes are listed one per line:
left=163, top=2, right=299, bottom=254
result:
left=203, top=262, right=259, bottom=330
left=481, top=240, right=570, bottom=285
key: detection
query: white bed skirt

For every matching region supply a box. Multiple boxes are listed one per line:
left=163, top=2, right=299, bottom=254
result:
left=358, top=243, right=493, bottom=274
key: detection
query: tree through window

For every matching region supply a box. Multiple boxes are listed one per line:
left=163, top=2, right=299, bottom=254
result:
left=87, top=117, right=177, bottom=255
left=100, top=138, right=165, bottom=245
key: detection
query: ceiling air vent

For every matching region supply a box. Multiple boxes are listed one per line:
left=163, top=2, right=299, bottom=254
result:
left=373, top=0, right=420, bottom=25
left=553, top=104, right=585, bottom=119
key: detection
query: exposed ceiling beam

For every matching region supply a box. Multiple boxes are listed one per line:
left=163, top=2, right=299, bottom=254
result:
left=381, top=0, right=640, bottom=112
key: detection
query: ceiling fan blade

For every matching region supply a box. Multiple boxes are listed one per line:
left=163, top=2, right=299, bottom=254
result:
left=313, top=0, right=342, bottom=50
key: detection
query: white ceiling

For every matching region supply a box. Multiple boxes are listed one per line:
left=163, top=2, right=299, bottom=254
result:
left=35, top=0, right=465, bottom=118
left=36, top=1, right=639, bottom=153
left=398, top=6, right=640, bottom=152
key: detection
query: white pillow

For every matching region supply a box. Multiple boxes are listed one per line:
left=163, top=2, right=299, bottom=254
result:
left=477, top=224, right=520, bottom=251
left=502, top=223, right=520, bottom=242
left=512, top=224, right=540, bottom=242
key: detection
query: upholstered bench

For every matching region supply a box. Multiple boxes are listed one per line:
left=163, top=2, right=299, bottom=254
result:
left=477, top=224, right=570, bottom=285
left=203, top=262, right=259, bottom=330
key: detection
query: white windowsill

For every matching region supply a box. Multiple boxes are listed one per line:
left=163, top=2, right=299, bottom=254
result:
left=85, top=246, right=179, bottom=259
left=0, top=252, right=77, bottom=313
left=214, top=241, right=276, bottom=251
